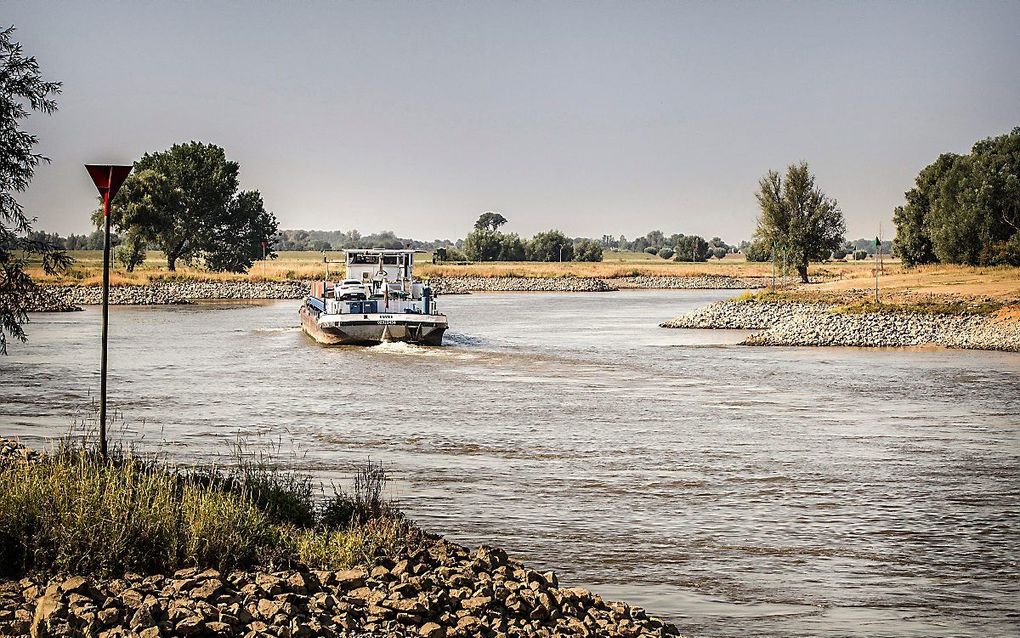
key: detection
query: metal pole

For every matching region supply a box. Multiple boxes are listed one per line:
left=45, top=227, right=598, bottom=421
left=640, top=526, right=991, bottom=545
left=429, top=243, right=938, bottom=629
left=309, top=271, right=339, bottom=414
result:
left=99, top=173, right=111, bottom=461
left=771, top=242, right=776, bottom=290
left=875, top=249, right=879, bottom=304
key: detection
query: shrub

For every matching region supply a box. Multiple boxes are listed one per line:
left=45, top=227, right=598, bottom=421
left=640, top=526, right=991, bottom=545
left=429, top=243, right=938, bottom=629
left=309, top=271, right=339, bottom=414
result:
left=711, top=247, right=727, bottom=259
left=742, top=239, right=771, bottom=262
left=643, top=246, right=658, bottom=255
left=832, top=248, right=847, bottom=260
left=657, top=248, right=674, bottom=260
left=853, top=250, right=868, bottom=260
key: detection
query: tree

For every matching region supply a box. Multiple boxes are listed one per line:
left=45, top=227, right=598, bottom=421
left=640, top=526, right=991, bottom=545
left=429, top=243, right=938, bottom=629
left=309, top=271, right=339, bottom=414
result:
left=100, top=142, right=278, bottom=272
left=474, top=211, right=508, bottom=232
left=742, top=239, right=771, bottom=262
left=892, top=154, right=953, bottom=266
left=893, top=128, right=1019, bottom=267
left=527, top=230, right=573, bottom=262
left=574, top=239, right=604, bottom=262
left=0, top=26, right=70, bottom=354
left=497, top=233, right=526, bottom=261
left=674, top=235, right=709, bottom=262
left=463, top=228, right=504, bottom=261
left=754, top=162, right=844, bottom=282
left=711, top=246, right=728, bottom=259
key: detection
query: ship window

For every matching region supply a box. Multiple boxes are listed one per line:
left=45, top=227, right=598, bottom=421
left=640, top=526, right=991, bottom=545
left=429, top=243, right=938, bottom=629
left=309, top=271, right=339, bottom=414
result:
left=383, top=255, right=399, bottom=265
left=350, top=254, right=378, bottom=265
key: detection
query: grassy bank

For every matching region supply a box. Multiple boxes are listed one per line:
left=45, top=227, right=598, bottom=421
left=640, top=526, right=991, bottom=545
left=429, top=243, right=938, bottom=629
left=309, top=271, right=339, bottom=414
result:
left=0, top=439, right=412, bottom=578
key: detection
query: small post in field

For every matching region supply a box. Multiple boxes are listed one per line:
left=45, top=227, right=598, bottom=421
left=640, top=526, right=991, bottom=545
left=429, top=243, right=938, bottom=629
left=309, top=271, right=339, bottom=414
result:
left=874, top=234, right=881, bottom=304
left=85, top=164, right=132, bottom=460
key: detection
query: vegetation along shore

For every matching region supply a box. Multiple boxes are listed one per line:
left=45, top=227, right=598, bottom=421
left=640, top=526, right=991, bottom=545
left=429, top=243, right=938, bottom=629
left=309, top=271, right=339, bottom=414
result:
left=0, top=438, right=682, bottom=638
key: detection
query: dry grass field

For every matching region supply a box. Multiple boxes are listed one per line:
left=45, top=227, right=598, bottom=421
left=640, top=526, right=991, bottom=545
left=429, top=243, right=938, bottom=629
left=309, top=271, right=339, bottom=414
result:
left=23, top=250, right=1020, bottom=304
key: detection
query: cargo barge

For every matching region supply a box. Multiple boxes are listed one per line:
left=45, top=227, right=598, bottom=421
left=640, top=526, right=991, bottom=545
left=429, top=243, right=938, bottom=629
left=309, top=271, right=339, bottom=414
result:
left=299, top=249, right=448, bottom=346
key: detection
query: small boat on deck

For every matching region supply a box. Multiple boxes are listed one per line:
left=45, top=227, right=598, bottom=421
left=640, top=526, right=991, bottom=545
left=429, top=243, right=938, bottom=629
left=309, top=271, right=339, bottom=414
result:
left=299, top=249, right=448, bottom=346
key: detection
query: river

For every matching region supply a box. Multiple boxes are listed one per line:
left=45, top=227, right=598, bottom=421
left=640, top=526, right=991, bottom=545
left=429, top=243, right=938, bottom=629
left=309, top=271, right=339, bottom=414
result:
left=2, top=290, right=1018, bottom=637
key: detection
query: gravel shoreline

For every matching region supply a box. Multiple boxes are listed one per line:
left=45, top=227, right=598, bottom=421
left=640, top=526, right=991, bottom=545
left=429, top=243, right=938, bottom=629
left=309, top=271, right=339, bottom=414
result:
left=662, top=300, right=1020, bottom=352
left=28, top=281, right=311, bottom=310
left=29, top=276, right=762, bottom=310
left=0, top=439, right=683, bottom=638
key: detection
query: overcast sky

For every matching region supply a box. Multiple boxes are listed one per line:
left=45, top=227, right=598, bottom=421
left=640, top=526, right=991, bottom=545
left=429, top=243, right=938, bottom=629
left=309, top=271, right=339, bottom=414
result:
left=7, top=1, right=1019, bottom=242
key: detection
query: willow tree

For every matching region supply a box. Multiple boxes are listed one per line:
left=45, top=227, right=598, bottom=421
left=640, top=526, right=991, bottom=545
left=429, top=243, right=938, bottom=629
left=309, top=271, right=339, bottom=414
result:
left=0, top=26, right=69, bottom=354
left=754, top=162, right=844, bottom=282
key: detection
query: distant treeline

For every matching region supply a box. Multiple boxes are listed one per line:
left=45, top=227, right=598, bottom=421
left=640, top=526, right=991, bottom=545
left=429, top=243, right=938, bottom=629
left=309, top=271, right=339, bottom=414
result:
left=603, top=231, right=734, bottom=261
left=275, top=229, right=456, bottom=252
left=18, top=229, right=111, bottom=251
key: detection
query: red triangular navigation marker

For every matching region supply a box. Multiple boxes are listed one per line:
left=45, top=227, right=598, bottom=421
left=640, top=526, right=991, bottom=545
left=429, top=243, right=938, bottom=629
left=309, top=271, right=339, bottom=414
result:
left=85, top=164, right=132, bottom=200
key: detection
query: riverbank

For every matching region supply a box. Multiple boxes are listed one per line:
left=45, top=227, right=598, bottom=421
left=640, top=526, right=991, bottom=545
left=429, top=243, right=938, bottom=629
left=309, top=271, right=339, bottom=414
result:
left=427, top=275, right=763, bottom=294
left=28, top=276, right=765, bottom=310
left=0, top=438, right=682, bottom=638
left=662, top=296, right=1020, bottom=351
left=27, top=281, right=311, bottom=310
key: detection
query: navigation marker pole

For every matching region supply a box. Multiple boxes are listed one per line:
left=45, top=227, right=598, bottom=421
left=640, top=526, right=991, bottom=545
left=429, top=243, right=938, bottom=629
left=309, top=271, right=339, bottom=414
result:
left=874, top=234, right=881, bottom=304
left=771, top=241, right=777, bottom=290
left=85, top=164, right=132, bottom=460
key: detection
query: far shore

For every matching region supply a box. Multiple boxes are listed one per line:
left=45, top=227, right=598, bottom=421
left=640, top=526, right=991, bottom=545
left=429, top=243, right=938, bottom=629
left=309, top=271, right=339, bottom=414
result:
left=24, top=250, right=1020, bottom=305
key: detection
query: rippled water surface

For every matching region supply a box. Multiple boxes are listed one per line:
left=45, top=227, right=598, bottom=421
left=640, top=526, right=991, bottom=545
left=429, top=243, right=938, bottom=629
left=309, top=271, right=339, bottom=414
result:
left=2, top=290, right=1019, bottom=637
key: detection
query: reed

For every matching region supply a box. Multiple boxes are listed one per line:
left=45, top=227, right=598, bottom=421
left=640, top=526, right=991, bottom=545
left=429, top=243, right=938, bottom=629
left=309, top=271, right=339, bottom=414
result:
left=0, top=440, right=411, bottom=578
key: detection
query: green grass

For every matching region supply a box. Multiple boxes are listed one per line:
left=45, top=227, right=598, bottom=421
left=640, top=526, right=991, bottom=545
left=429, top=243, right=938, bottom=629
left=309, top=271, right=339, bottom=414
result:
left=0, top=441, right=413, bottom=578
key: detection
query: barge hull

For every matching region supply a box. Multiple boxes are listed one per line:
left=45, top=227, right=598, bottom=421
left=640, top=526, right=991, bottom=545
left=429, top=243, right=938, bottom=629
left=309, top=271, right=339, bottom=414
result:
left=300, top=307, right=447, bottom=346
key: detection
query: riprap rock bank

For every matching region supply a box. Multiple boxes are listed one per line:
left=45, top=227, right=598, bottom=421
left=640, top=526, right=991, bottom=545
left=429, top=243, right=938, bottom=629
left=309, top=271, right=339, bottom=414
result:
left=662, top=300, right=1020, bottom=352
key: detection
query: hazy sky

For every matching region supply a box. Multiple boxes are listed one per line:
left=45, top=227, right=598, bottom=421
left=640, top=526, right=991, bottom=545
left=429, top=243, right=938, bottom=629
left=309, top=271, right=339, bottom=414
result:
left=7, top=1, right=1020, bottom=242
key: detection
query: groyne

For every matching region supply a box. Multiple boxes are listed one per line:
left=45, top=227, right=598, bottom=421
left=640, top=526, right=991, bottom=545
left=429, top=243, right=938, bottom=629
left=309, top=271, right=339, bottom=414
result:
left=428, top=276, right=618, bottom=294
left=612, top=275, right=766, bottom=290
left=662, top=300, right=1020, bottom=352
left=27, top=281, right=310, bottom=311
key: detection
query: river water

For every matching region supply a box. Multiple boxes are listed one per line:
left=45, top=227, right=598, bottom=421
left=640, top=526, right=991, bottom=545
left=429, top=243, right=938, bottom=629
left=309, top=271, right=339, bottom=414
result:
left=2, top=290, right=1018, bottom=637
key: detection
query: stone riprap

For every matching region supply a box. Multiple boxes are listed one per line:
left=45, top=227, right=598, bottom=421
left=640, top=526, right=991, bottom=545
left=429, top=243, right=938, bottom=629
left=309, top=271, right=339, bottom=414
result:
left=612, top=276, right=766, bottom=290
left=29, top=275, right=769, bottom=310
left=661, top=300, right=1020, bottom=352
left=1, top=545, right=682, bottom=638
left=0, top=437, right=683, bottom=637
left=429, top=277, right=617, bottom=294
left=660, top=300, right=830, bottom=330
left=428, top=275, right=768, bottom=294
left=30, top=281, right=311, bottom=311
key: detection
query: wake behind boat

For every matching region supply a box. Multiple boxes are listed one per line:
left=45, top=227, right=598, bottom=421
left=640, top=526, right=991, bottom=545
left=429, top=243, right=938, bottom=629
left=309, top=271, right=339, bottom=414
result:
left=299, top=249, right=448, bottom=346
